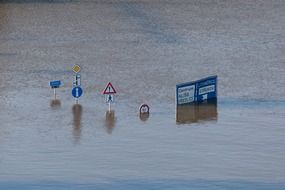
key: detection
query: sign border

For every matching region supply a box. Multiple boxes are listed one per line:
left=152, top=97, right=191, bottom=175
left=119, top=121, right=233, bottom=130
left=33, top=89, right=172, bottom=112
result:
left=103, top=82, right=117, bottom=94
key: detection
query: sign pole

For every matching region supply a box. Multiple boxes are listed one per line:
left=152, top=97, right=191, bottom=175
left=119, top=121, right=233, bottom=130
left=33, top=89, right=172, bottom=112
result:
left=108, top=102, right=111, bottom=112
left=54, top=88, right=56, bottom=99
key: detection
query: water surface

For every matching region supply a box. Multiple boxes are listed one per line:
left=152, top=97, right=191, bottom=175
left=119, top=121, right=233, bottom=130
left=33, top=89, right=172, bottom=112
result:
left=0, top=0, right=285, bottom=189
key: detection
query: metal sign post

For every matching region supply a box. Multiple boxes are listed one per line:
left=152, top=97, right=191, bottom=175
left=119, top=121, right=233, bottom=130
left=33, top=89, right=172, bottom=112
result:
left=109, top=101, right=111, bottom=112
left=54, top=88, right=56, bottom=99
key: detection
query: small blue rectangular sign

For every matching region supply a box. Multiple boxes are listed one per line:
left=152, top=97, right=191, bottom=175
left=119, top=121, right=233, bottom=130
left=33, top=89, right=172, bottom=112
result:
left=50, top=80, right=61, bottom=88
left=176, top=76, right=217, bottom=105
left=196, top=76, right=217, bottom=102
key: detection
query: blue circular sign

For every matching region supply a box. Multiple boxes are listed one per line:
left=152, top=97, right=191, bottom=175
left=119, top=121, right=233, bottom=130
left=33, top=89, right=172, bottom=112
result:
left=72, top=87, right=83, bottom=98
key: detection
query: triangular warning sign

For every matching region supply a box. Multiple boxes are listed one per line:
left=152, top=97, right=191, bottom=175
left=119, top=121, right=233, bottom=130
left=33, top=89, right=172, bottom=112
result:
left=103, top=82, right=117, bottom=94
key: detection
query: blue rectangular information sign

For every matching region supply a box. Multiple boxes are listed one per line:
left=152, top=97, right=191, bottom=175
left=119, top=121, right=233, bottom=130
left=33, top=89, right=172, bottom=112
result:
left=50, top=80, right=61, bottom=88
left=196, top=76, right=217, bottom=102
left=176, top=76, right=217, bottom=105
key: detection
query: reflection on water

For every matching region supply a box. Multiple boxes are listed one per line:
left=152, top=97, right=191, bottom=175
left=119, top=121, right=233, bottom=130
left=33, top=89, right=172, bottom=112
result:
left=105, top=110, right=116, bottom=134
left=139, top=113, right=150, bottom=122
left=176, top=99, right=218, bottom=124
left=50, top=99, right=61, bottom=109
left=72, top=104, right=82, bottom=142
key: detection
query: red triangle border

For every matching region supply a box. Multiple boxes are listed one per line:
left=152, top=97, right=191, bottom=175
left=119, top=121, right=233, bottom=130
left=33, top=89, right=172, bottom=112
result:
left=103, top=82, right=117, bottom=94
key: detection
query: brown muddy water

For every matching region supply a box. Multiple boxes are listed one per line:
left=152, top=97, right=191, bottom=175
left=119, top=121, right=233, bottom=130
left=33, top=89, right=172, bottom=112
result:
left=0, top=0, right=285, bottom=189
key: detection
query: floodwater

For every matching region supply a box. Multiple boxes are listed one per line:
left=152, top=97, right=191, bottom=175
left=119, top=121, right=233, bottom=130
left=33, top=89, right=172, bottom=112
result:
left=0, top=0, right=285, bottom=189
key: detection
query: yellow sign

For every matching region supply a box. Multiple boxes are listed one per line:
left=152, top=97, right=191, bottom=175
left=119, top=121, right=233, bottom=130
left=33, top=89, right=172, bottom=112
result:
left=72, top=65, right=81, bottom=73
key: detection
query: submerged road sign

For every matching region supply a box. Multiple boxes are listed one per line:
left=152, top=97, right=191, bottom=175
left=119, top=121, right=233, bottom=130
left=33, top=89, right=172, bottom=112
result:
left=103, top=82, right=116, bottom=94
left=50, top=80, right=61, bottom=99
left=176, top=83, right=196, bottom=104
left=140, top=104, right=150, bottom=114
left=72, top=86, right=83, bottom=98
left=50, top=80, right=61, bottom=88
left=176, top=76, right=217, bottom=105
left=72, top=65, right=81, bottom=73
left=103, top=82, right=116, bottom=112
left=196, top=76, right=217, bottom=102
left=106, top=94, right=114, bottom=103
left=73, top=74, right=81, bottom=87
